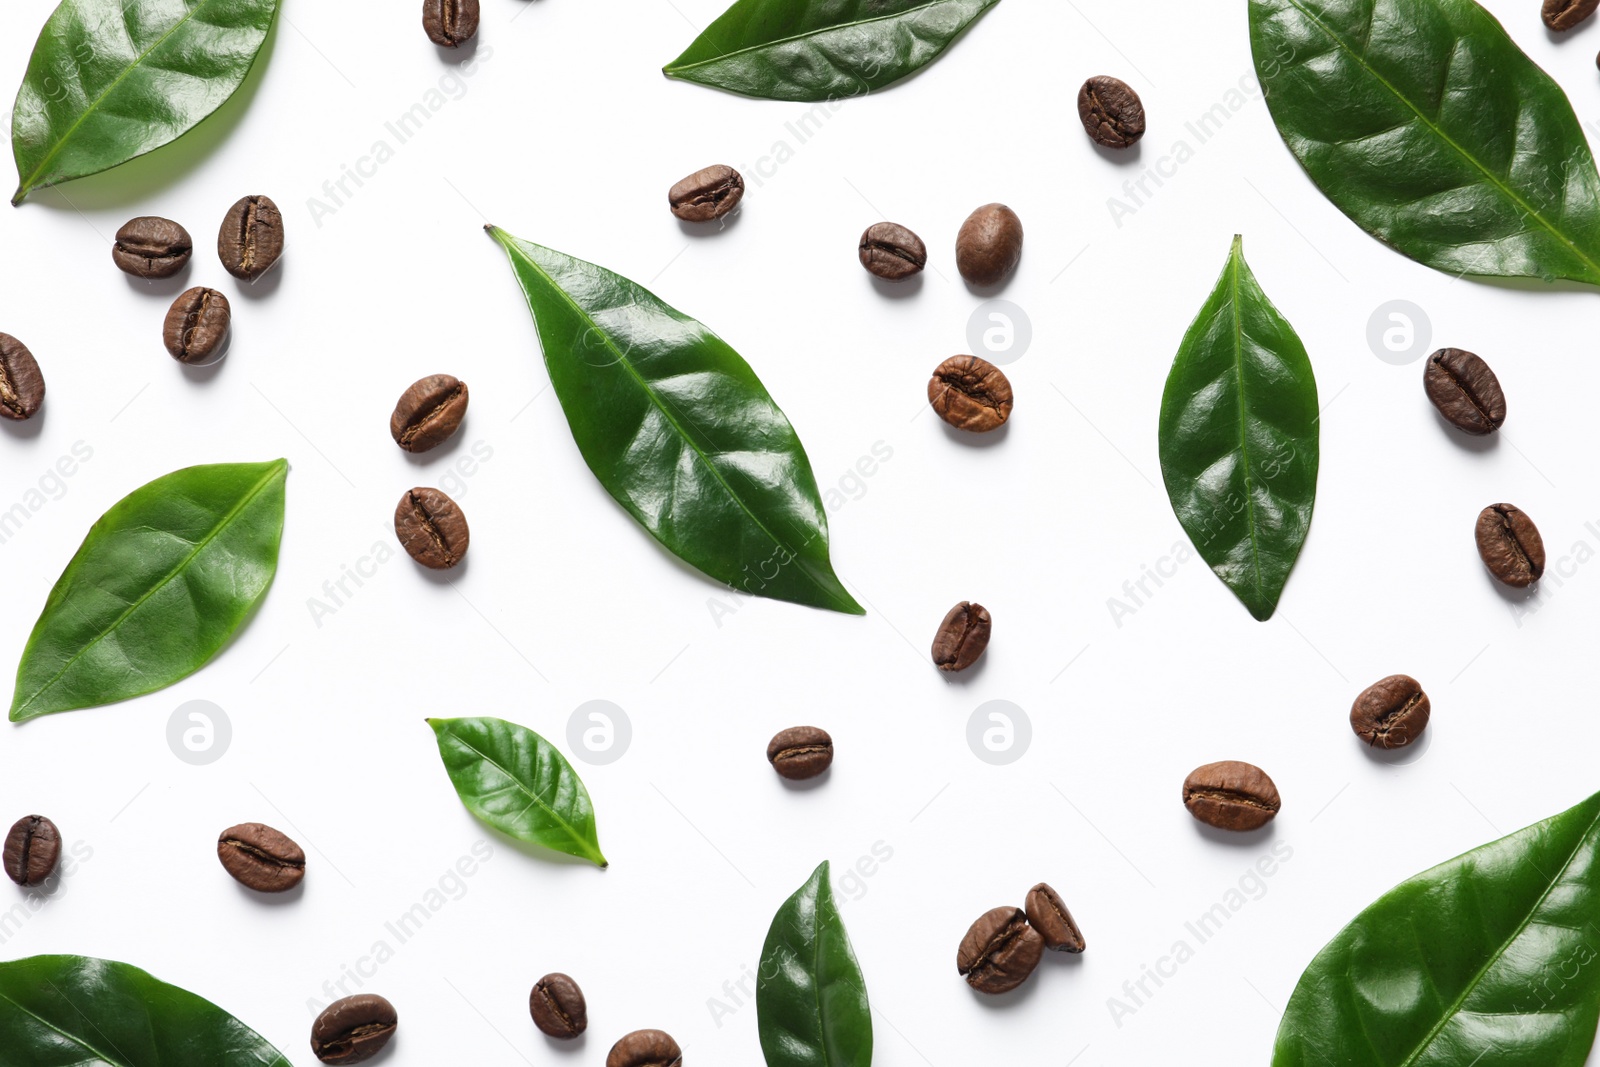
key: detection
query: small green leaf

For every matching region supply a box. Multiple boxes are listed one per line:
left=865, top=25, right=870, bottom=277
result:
left=1250, top=0, right=1600, bottom=285
left=428, top=717, right=607, bottom=868
left=1274, top=789, right=1600, bottom=1066
left=664, top=0, right=1002, bottom=102
left=0, top=955, right=292, bottom=1066
left=10, top=459, right=288, bottom=721
left=487, top=226, right=862, bottom=616
left=757, top=861, right=872, bottom=1067
left=1158, top=237, right=1319, bottom=621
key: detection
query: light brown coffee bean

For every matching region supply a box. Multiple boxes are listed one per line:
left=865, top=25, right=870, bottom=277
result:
left=767, top=726, right=833, bottom=780
left=931, top=601, right=991, bottom=671
left=607, top=1029, right=682, bottom=1067
left=394, top=487, right=470, bottom=569
left=423, top=0, right=479, bottom=46
left=957, top=906, right=1044, bottom=994
left=859, top=222, right=927, bottom=280
left=1476, top=503, right=1544, bottom=587
left=1025, top=882, right=1085, bottom=953
left=955, top=204, right=1023, bottom=287
left=530, top=973, right=587, bottom=1038
left=1182, top=761, right=1280, bottom=832
left=669, top=165, right=744, bottom=222
left=1350, top=675, right=1430, bottom=750
left=3, top=815, right=61, bottom=887
left=1545, top=0, right=1599, bottom=30
left=0, top=334, right=45, bottom=420
left=1078, top=76, right=1146, bottom=148
left=218, top=195, right=284, bottom=281
left=311, top=994, right=397, bottom=1065
left=113, top=216, right=192, bottom=278
left=391, top=374, right=469, bottom=453
left=928, top=355, right=1013, bottom=432
left=163, top=287, right=230, bottom=365
left=217, top=822, right=305, bottom=893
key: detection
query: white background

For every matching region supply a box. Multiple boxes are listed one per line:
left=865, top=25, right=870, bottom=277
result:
left=0, top=0, right=1598, bottom=1063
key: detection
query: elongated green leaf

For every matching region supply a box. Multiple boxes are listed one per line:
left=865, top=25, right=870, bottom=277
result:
left=0, top=955, right=291, bottom=1066
left=10, top=460, right=287, bottom=721
left=663, top=0, right=1002, bottom=102
left=757, top=862, right=872, bottom=1067
left=428, top=716, right=607, bottom=868
left=11, top=0, right=281, bottom=204
left=1274, top=790, right=1600, bottom=1066
left=1250, top=0, right=1600, bottom=285
left=1158, top=237, right=1318, bottom=621
left=487, top=227, right=862, bottom=616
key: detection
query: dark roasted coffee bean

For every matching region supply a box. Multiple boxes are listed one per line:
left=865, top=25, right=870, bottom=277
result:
left=1025, top=882, right=1085, bottom=953
left=112, top=216, right=192, bottom=278
left=0, top=334, right=45, bottom=420
left=218, top=195, right=284, bottom=281
left=423, top=0, right=479, bottom=45
left=1424, top=348, right=1506, bottom=435
left=928, top=355, right=1013, bottom=432
left=607, top=1029, right=682, bottom=1067
left=1476, top=503, right=1545, bottom=587
left=955, top=203, right=1023, bottom=286
left=859, top=222, right=927, bottom=280
left=530, top=972, right=587, bottom=1038
left=668, top=165, right=744, bottom=222
left=391, top=374, right=469, bottom=453
left=957, top=906, right=1044, bottom=994
left=1350, top=675, right=1430, bottom=750
left=1078, top=76, right=1146, bottom=148
left=395, top=487, right=470, bottom=569
left=311, top=994, right=397, bottom=1065
left=163, top=287, right=230, bottom=365
left=767, top=726, right=833, bottom=780
left=931, top=601, right=991, bottom=671
left=1545, top=0, right=1599, bottom=29
left=3, top=815, right=61, bottom=887
left=218, top=822, right=305, bottom=892
left=1182, top=761, right=1280, bottom=832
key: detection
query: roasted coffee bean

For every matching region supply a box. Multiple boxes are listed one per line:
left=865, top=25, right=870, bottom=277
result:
left=391, top=374, right=469, bottom=453
left=931, top=601, right=991, bottom=671
left=928, top=355, right=1013, bottom=432
left=395, top=487, right=470, bottom=569
left=1476, top=503, right=1545, bottom=587
left=1424, top=348, right=1506, bottom=435
left=218, top=822, right=305, bottom=893
left=530, top=973, right=587, bottom=1038
left=112, top=216, right=192, bottom=278
left=423, top=0, right=479, bottom=45
left=1078, top=75, right=1146, bottom=148
left=3, top=816, right=61, bottom=887
left=0, top=334, right=45, bottom=420
left=218, top=195, right=284, bottom=281
left=1025, top=882, right=1085, bottom=953
left=668, top=165, right=744, bottom=222
left=859, top=222, right=927, bottom=280
left=955, top=203, right=1023, bottom=287
left=957, top=906, right=1044, bottom=994
left=1350, top=675, right=1430, bottom=750
left=311, top=994, right=397, bottom=1065
left=767, top=726, right=833, bottom=781
left=607, top=1029, right=683, bottom=1067
left=163, top=287, right=230, bottom=365
left=1182, top=761, right=1280, bottom=832
left=1545, top=0, right=1599, bottom=30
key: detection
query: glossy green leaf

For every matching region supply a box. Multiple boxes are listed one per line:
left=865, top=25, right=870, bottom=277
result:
left=11, top=0, right=281, bottom=204
left=664, top=0, right=1002, bottom=102
left=1250, top=0, right=1600, bottom=285
left=1158, top=237, right=1318, bottom=621
left=0, top=955, right=291, bottom=1066
left=487, top=227, right=862, bottom=615
left=10, top=460, right=287, bottom=721
left=1274, top=790, right=1600, bottom=1066
left=428, top=716, right=607, bottom=868
left=757, top=861, right=872, bottom=1067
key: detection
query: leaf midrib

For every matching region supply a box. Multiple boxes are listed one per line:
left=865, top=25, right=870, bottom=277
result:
left=1226, top=248, right=1269, bottom=611
left=0, top=987, right=127, bottom=1065
left=444, top=729, right=602, bottom=864
left=1392, top=804, right=1600, bottom=1067
left=1278, top=0, right=1600, bottom=283
left=13, top=463, right=283, bottom=718
left=665, top=0, right=973, bottom=75
left=500, top=235, right=853, bottom=611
